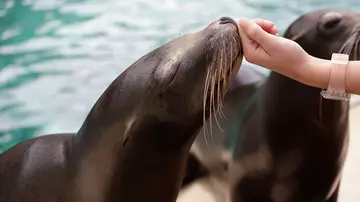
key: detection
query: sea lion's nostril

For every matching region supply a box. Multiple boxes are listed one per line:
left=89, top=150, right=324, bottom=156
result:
left=219, top=16, right=237, bottom=27
left=219, top=16, right=240, bottom=35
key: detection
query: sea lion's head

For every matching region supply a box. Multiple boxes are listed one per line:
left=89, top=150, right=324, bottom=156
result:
left=284, top=9, right=360, bottom=60
left=148, top=17, right=243, bottom=129
left=79, top=17, right=243, bottom=147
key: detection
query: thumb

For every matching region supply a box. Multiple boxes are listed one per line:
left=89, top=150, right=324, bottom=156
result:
left=237, top=20, right=254, bottom=53
left=238, top=18, right=277, bottom=51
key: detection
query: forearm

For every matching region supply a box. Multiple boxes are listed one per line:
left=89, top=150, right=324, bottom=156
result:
left=296, top=55, right=360, bottom=95
left=345, top=60, right=360, bottom=95
left=276, top=54, right=360, bottom=96
left=302, top=56, right=331, bottom=90
left=276, top=55, right=331, bottom=90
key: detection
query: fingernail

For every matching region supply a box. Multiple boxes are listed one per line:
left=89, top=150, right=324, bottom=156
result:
left=249, top=20, right=261, bottom=29
left=264, top=20, right=274, bottom=25
left=272, top=26, right=279, bottom=33
left=238, top=17, right=249, bottom=24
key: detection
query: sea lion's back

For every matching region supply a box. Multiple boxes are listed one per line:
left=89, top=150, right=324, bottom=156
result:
left=0, top=133, right=74, bottom=202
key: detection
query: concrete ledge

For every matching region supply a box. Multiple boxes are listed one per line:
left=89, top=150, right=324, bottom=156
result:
left=338, top=104, right=360, bottom=202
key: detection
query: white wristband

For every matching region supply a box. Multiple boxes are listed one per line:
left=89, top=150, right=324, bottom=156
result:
left=320, top=53, right=351, bottom=101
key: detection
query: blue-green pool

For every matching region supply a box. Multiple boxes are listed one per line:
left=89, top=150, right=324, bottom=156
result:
left=0, top=0, right=359, bottom=153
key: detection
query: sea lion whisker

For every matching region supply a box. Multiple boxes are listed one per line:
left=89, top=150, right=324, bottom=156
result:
left=220, top=39, right=233, bottom=118
left=217, top=48, right=226, bottom=119
left=338, top=38, right=349, bottom=54
left=218, top=47, right=227, bottom=119
left=218, top=100, right=225, bottom=119
left=354, top=32, right=360, bottom=59
left=203, top=69, right=211, bottom=145
left=213, top=93, right=224, bottom=133
left=227, top=41, right=232, bottom=84
left=354, top=38, right=359, bottom=59
left=203, top=70, right=210, bottom=144
left=216, top=50, right=223, bottom=117
left=339, top=33, right=356, bottom=55
left=213, top=52, right=225, bottom=133
left=218, top=95, right=226, bottom=119
left=229, top=37, right=236, bottom=81
left=209, top=66, right=218, bottom=138
left=348, top=35, right=356, bottom=54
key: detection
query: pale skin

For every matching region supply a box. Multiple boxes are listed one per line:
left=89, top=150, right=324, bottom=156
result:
left=237, top=18, right=360, bottom=95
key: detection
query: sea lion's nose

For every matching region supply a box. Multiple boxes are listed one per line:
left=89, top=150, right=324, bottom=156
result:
left=219, top=16, right=238, bottom=27
left=219, top=16, right=240, bottom=34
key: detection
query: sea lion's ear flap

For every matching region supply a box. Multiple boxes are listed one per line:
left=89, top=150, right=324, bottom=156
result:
left=285, top=28, right=310, bottom=42
left=122, top=116, right=137, bottom=146
left=288, top=32, right=304, bottom=42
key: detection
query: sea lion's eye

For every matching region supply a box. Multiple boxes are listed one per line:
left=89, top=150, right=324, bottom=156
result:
left=318, top=12, right=343, bottom=32
left=324, top=17, right=341, bottom=29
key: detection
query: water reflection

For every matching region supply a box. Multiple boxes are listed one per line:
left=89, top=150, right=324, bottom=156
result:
left=0, top=0, right=359, bottom=153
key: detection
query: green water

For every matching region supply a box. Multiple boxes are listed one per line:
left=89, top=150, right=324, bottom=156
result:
left=0, top=0, right=359, bottom=153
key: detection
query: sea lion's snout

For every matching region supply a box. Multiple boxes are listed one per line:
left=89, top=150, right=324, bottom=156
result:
left=177, top=16, right=243, bottom=102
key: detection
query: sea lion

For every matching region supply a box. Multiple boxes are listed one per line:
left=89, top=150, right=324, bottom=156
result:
left=0, top=16, right=243, bottom=202
left=230, top=9, right=359, bottom=202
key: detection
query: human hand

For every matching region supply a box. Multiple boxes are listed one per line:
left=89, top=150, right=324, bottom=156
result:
left=237, top=18, right=310, bottom=75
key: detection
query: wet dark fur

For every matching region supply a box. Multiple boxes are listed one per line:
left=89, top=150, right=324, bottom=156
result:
left=230, top=9, right=359, bottom=202
left=0, top=17, right=243, bottom=202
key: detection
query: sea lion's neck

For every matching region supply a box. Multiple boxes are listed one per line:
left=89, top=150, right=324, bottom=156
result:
left=104, top=120, right=200, bottom=202
left=73, top=119, right=200, bottom=202
left=263, top=73, right=349, bottom=130
left=72, top=77, right=203, bottom=202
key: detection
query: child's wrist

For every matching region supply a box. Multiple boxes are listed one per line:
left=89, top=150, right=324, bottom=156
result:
left=301, top=55, right=331, bottom=89
left=275, top=54, right=313, bottom=84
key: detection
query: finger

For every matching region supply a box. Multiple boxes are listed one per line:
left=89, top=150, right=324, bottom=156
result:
left=238, top=23, right=262, bottom=63
left=240, top=18, right=279, bottom=36
left=269, top=26, right=279, bottom=35
left=238, top=18, right=278, bottom=51
left=237, top=22, right=254, bottom=53
left=251, top=19, right=277, bottom=34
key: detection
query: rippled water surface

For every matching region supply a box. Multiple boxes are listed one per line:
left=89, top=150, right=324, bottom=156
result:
left=0, top=0, right=359, bottom=152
